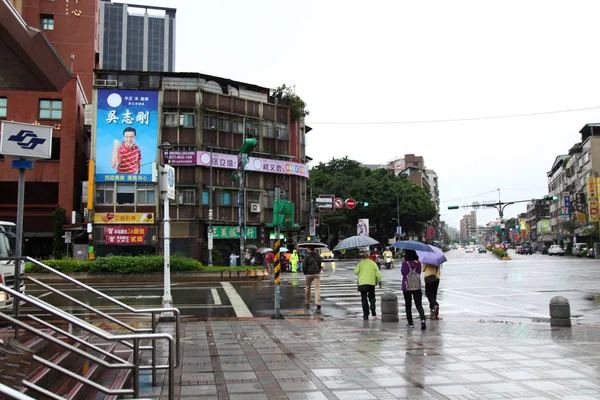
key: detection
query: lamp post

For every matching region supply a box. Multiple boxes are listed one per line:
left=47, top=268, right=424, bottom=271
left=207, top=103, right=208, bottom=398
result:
left=158, top=141, right=174, bottom=318
left=208, top=146, right=214, bottom=266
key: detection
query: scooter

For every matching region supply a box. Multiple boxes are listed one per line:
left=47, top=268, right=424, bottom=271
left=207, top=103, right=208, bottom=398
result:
left=587, top=248, right=596, bottom=258
left=374, top=255, right=383, bottom=270
left=384, top=256, right=394, bottom=269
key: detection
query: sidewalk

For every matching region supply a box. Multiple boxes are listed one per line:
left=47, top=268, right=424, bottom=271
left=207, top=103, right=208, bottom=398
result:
left=148, top=316, right=600, bottom=399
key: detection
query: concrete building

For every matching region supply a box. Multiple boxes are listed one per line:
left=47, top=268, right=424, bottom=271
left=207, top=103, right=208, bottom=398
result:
left=99, top=1, right=176, bottom=72
left=90, top=70, right=309, bottom=261
left=525, top=199, right=552, bottom=248
left=0, top=0, right=96, bottom=257
left=459, top=210, right=477, bottom=241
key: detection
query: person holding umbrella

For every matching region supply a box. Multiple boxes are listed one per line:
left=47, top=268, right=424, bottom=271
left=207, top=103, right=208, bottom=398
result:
left=423, top=263, right=441, bottom=319
left=354, top=250, right=382, bottom=320
left=401, top=249, right=427, bottom=330
left=302, top=248, right=323, bottom=311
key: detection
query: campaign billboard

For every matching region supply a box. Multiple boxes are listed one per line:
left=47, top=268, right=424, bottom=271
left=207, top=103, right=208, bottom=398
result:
left=95, top=89, right=158, bottom=182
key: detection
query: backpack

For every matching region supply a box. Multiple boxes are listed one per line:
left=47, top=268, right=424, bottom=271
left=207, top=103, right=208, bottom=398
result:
left=406, top=261, right=421, bottom=291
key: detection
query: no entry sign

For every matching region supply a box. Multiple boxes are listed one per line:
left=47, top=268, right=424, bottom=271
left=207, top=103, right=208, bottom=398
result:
left=345, top=198, right=356, bottom=209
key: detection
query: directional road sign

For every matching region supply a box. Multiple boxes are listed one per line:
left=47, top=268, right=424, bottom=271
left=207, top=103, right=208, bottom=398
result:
left=316, top=194, right=335, bottom=212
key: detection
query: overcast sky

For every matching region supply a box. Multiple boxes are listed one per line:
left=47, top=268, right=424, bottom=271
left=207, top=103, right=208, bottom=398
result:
left=118, top=0, right=600, bottom=231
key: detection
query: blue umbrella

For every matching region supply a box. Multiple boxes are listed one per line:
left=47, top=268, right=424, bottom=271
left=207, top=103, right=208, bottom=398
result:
left=391, top=240, right=434, bottom=252
left=416, top=245, right=446, bottom=266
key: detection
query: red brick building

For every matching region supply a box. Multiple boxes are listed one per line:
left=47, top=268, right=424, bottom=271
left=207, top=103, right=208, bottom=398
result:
left=0, top=0, right=99, bottom=256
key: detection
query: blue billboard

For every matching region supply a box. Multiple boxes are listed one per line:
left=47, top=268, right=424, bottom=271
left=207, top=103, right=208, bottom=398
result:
left=95, top=89, right=158, bottom=182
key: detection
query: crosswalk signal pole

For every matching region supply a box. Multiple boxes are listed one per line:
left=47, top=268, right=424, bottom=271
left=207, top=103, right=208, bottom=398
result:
left=272, top=186, right=284, bottom=319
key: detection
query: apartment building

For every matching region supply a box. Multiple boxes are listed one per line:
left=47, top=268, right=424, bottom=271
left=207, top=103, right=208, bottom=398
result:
left=459, top=210, right=477, bottom=241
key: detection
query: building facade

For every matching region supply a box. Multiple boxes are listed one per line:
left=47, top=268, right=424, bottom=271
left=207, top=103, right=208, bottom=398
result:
left=459, top=210, right=477, bottom=241
left=90, top=70, right=309, bottom=261
left=99, top=1, right=176, bottom=72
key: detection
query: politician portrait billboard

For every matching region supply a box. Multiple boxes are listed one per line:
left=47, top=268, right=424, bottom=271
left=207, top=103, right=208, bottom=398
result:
left=95, top=89, right=158, bottom=182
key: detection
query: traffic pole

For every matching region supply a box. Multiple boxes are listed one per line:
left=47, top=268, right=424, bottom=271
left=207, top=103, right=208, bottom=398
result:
left=272, top=187, right=284, bottom=319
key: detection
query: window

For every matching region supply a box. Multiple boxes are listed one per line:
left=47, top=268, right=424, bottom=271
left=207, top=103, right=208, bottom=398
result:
left=41, top=14, right=54, bottom=30
left=231, top=120, right=243, bottom=134
left=0, top=98, right=6, bottom=118
left=203, top=116, right=217, bottom=129
left=116, top=184, right=135, bottom=205
left=218, top=117, right=230, bottom=132
left=202, top=191, right=209, bottom=205
left=96, top=183, right=115, bottom=205
left=163, top=111, right=178, bottom=127
left=276, top=123, right=288, bottom=139
left=218, top=191, right=231, bottom=206
left=137, top=184, right=156, bottom=205
left=39, top=99, right=62, bottom=120
left=179, top=113, right=194, bottom=127
left=179, top=189, right=195, bottom=205
left=247, top=121, right=258, bottom=137
left=584, top=152, right=590, bottom=164
left=50, top=138, right=60, bottom=160
left=262, top=121, right=275, bottom=138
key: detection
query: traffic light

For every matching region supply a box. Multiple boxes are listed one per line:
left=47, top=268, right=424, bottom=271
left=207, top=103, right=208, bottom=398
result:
left=448, top=206, right=459, bottom=210
left=363, top=201, right=369, bottom=207
left=240, top=137, right=258, bottom=154
left=543, top=195, right=559, bottom=201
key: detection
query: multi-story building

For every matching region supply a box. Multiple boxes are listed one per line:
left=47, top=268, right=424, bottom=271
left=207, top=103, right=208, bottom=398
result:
left=90, top=70, right=309, bottom=261
left=99, top=1, right=176, bottom=72
left=547, top=154, right=568, bottom=242
left=525, top=199, right=551, bottom=248
left=459, top=210, right=477, bottom=241
left=0, top=0, right=97, bottom=257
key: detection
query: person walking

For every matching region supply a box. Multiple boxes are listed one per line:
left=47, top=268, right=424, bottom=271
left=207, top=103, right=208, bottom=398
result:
left=302, top=248, right=323, bottom=311
left=354, top=251, right=382, bottom=320
left=265, top=251, right=275, bottom=275
left=229, top=252, right=239, bottom=267
left=423, top=263, right=441, bottom=319
left=401, top=249, right=426, bottom=330
left=290, top=250, right=299, bottom=273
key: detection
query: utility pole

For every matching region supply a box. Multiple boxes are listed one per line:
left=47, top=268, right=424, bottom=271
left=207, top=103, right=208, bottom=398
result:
left=271, top=186, right=284, bottom=319
left=239, top=118, right=246, bottom=267
left=208, top=146, right=214, bottom=266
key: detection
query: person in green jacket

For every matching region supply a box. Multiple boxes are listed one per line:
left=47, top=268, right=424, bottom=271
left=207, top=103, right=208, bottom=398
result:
left=354, top=251, right=383, bottom=320
left=290, top=250, right=299, bottom=273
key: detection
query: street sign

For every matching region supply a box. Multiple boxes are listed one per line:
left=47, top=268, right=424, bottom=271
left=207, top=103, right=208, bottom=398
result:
left=314, top=215, right=320, bottom=227
left=316, top=194, right=335, bottom=211
left=345, top=198, right=356, bottom=209
left=334, top=197, right=343, bottom=209
left=0, top=121, right=53, bottom=159
left=160, top=165, right=176, bottom=200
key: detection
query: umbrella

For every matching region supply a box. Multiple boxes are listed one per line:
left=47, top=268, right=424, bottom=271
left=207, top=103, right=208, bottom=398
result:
left=258, top=247, right=273, bottom=254
left=416, top=245, right=446, bottom=266
left=333, top=235, right=379, bottom=251
left=297, top=241, right=327, bottom=249
left=245, top=244, right=258, bottom=250
left=279, top=247, right=289, bottom=253
left=391, top=240, right=435, bottom=252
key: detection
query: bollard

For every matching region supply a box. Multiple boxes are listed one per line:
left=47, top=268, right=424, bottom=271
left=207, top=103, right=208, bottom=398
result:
left=380, top=291, right=399, bottom=322
left=549, top=296, right=571, bottom=327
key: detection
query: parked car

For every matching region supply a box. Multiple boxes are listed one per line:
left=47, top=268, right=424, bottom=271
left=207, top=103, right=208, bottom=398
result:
left=572, top=243, right=588, bottom=257
left=548, top=245, right=565, bottom=256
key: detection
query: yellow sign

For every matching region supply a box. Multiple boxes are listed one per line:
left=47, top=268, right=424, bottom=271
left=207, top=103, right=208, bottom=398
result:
left=94, top=213, right=154, bottom=224
left=577, top=211, right=587, bottom=223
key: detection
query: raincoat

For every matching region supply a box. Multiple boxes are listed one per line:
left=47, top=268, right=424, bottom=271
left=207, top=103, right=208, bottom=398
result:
left=290, top=250, right=299, bottom=272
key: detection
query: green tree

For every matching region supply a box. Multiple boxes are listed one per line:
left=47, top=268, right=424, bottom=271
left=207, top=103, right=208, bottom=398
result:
left=309, top=157, right=437, bottom=244
left=272, top=84, right=309, bottom=121
left=52, top=207, right=68, bottom=259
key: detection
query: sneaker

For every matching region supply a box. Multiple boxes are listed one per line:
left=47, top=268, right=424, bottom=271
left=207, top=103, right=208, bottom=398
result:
left=317, top=304, right=321, bottom=311
left=430, top=309, right=435, bottom=319
left=363, top=315, right=369, bottom=320
left=434, top=305, right=440, bottom=317
left=370, top=307, right=376, bottom=317
left=421, top=320, right=427, bottom=330
left=406, top=323, right=414, bottom=329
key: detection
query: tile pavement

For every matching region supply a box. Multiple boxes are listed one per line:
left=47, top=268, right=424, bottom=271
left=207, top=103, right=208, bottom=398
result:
left=142, top=317, right=600, bottom=399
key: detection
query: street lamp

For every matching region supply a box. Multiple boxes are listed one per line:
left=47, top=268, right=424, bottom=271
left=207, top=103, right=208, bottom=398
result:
left=158, top=141, right=174, bottom=317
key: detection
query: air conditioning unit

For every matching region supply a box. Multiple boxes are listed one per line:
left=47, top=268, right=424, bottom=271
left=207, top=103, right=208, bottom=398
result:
left=250, top=203, right=261, bottom=213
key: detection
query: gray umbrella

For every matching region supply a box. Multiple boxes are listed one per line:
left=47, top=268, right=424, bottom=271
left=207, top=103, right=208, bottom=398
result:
left=297, top=241, right=328, bottom=249
left=333, top=235, right=379, bottom=251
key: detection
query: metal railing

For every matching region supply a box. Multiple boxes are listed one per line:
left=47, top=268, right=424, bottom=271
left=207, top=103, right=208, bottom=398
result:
left=0, top=285, right=175, bottom=400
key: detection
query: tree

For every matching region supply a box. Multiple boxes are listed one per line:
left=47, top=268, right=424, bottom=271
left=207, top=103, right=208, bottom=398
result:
left=309, top=157, right=437, bottom=245
left=52, top=207, right=68, bottom=259
left=272, top=84, right=309, bottom=121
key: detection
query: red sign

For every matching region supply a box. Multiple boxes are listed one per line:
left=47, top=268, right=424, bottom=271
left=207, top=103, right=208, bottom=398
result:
left=105, top=235, right=145, bottom=244
left=334, top=197, right=344, bottom=209
left=104, top=226, right=148, bottom=245
left=345, top=198, right=356, bottom=209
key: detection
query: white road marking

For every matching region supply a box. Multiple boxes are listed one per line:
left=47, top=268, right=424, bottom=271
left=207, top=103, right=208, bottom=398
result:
left=442, top=291, right=548, bottom=318
left=211, top=288, right=222, bottom=305
left=221, top=282, right=252, bottom=317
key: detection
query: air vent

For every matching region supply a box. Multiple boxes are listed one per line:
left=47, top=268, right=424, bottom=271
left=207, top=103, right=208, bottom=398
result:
left=250, top=203, right=260, bottom=213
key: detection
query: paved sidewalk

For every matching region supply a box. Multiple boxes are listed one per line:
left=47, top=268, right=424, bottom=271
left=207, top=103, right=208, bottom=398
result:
left=147, top=316, right=600, bottom=399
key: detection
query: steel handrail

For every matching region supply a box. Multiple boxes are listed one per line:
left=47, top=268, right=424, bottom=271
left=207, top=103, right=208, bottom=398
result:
left=0, top=383, right=37, bottom=400
left=22, top=256, right=181, bottom=367
left=0, top=286, right=175, bottom=400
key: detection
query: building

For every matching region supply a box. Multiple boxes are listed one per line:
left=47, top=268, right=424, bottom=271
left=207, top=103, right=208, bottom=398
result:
left=525, top=199, right=551, bottom=248
left=547, top=154, right=568, bottom=243
left=89, top=70, right=309, bottom=261
left=459, top=210, right=477, bottom=241
left=99, top=1, right=176, bottom=72
left=0, top=0, right=97, bottom=257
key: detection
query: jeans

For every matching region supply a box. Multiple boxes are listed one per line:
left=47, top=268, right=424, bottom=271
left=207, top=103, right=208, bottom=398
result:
left=403, top=290, right=426, bottom=325
left=425, top=279, right=440, bottom=310
left=359, top=285, right=376, bottom=317
left=305, top=274, right=321, bottom=305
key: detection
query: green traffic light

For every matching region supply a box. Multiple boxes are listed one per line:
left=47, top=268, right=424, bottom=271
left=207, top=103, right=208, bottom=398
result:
left=448, top=206, right=459, bottom=210
left=240, top=137, right=258, bottom=154
left=364, top=201, right=369, bottom=207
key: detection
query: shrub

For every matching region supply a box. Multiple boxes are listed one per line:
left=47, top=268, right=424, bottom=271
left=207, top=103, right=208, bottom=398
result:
left=491, top=248, right=506, bottom=258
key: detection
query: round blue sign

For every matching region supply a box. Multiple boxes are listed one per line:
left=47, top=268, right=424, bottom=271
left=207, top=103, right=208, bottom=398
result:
left=167, top=167, right=175, bottom=188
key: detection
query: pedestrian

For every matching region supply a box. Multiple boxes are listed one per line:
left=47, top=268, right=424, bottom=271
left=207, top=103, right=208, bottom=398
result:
left=354, top=251, right=382, bottom=320
left=229, top=252, right=239, bottom=267
left=265, top=251, right=275, bottom=274
left=297, top=249, right=305, bottom=272
left=401, top=249, right=426, bottom=330
left=244, top=248, right=252, bottom=266
left=302, top=248, right=323, bottom=311
left=423, top=263, right=441, bottom=319
left=290, top=250, right=299, bottom=273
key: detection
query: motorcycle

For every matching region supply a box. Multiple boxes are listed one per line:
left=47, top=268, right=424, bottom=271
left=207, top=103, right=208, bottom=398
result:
left=384, top=256, right=394, bottom=269
left=374, top=255, right=383, bottom=270
left=587, top=248, right=596, bottom=258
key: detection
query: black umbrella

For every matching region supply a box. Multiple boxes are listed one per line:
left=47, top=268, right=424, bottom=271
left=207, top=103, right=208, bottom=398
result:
left=391, top=240, right=435, bottom=252
left=297, top=241, right=327, bottom=249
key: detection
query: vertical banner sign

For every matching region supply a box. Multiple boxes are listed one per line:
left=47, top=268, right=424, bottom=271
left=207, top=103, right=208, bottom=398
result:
left=357, top=218, right=369, bottom=236
left=588, top=177, right=599, bottom=222
left=95, top=89, right=159, bottom=182
left=274, top=239, right=281, bottom=284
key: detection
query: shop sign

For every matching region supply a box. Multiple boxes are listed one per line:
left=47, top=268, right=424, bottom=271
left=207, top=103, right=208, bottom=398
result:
left=212, top=226, right=257, bottom=239
left=94, top=212, right=154, bottom=224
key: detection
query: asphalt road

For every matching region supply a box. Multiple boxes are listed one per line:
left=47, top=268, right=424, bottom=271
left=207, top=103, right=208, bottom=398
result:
left=21, top=249, right=600, bottom=325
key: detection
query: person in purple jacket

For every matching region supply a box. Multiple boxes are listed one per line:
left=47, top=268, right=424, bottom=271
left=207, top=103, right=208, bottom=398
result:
left=401, top=249, right=426, bottom=330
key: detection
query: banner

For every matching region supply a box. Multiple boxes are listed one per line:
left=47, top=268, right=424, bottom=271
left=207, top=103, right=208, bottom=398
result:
left=212, top=226, right=257, bottom=239
left=94, top=212, right=154, bottom=224
left=196, top=151, right=309, bottom=178
left=357, top=219, right=369, bottom=236
left=104, top=226, right=148, bottom=244
left=95, top=89, right=159, bottom=182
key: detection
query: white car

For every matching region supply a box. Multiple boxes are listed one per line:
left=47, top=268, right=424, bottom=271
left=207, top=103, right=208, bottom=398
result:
left=548, top=245, right=565, bottom=256
left=465, top=247, right=474, bottom=253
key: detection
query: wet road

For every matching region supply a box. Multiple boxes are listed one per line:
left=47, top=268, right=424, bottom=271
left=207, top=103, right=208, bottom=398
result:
left=23, top=249, right=600, bottom=324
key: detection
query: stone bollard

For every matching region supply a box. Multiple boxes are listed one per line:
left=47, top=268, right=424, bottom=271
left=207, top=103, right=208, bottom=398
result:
left=380, top=291, right=399, bottom=322
left=549, top=296, right=571, bottom=327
